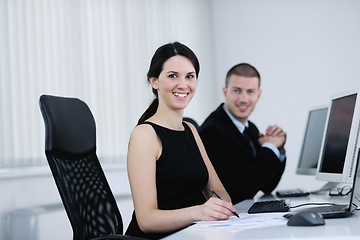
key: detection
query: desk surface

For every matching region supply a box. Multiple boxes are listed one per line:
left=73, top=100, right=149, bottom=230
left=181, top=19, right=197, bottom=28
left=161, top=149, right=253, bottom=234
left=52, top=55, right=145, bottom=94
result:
left=163, top=193, right=360, bottom=240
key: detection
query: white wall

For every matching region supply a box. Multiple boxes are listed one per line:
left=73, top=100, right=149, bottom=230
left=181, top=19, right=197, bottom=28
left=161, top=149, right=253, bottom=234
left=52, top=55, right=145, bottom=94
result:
left=211, top=0, right=360, bottom=190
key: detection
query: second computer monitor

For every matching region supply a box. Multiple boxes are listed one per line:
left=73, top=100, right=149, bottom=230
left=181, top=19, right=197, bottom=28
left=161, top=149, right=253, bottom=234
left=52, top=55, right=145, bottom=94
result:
left=296, top=105, right=328, bottom=175
left=316, top=89, right=360, bottom=184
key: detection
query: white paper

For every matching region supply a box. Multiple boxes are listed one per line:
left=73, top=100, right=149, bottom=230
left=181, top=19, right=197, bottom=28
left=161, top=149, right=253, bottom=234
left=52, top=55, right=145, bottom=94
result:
left=192, top=213, right=287, bottom=231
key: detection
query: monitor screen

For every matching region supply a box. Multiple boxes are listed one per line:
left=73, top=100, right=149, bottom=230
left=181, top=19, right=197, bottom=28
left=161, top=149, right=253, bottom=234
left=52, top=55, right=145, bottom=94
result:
left=296, top=105, right=328, bottom=175
left=316, top=89, right=360, bottom=184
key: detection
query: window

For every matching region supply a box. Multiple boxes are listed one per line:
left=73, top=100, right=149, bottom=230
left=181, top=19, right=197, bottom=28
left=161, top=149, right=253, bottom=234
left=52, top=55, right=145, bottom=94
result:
left=0, top=0, right=215, bottom=169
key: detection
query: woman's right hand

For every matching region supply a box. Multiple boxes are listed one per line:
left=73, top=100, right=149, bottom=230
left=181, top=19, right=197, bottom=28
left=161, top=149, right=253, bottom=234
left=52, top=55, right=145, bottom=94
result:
left=197, top=197, right=238, bottom=221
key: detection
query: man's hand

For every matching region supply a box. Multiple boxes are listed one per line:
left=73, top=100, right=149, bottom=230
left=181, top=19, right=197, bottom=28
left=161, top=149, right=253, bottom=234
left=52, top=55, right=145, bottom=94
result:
left=258, top=125, right=287, bottom=151
left=265, top=125, right=286, bottom=137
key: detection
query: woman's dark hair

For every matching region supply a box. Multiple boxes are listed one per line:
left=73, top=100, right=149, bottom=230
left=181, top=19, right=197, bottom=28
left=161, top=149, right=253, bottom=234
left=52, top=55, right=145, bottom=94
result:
left=137, top=42, right=200, bottom=124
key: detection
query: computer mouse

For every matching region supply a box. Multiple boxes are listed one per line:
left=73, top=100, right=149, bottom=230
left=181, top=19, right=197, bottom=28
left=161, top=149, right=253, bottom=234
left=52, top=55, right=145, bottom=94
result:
left=287, top=211, right=325, bottom=226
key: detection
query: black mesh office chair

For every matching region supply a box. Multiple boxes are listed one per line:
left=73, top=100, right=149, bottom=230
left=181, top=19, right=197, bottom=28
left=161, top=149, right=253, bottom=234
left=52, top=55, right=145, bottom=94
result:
left=39, top=95, right=145, bottom=240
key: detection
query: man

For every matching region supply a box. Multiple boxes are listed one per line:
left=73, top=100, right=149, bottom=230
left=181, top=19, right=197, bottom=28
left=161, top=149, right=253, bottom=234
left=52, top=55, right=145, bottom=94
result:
left=199, top=63, right=286, bottom=204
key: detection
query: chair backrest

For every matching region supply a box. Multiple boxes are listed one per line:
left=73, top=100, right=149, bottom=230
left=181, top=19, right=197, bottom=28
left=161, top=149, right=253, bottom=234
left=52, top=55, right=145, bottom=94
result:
left=39, top=95, right=123, bottom=240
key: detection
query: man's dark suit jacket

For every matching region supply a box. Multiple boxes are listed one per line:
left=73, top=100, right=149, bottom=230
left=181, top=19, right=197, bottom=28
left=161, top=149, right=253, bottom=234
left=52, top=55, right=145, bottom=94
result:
left=199, top=103, right=286, bottom=204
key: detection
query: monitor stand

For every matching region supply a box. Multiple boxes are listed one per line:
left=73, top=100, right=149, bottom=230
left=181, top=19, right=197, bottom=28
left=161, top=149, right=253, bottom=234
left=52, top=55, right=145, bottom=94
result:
left=310, top=182, right=339, bottom=194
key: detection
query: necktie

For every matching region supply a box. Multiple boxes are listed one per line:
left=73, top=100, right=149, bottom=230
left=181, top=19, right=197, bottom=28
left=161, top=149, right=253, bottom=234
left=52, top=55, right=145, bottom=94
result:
left=243, top=127, right=250, bottom=139
left=243, top=127, right=256, bottom=156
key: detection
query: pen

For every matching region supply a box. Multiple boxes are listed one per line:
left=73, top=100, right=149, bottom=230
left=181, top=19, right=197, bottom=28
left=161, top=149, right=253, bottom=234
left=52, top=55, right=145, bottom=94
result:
left=210, top=189, right=239, bottom=218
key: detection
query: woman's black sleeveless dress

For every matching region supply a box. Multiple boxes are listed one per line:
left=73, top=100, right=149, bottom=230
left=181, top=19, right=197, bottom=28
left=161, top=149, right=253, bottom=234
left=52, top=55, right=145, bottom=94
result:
left=125, top=122, right=209, bottom=239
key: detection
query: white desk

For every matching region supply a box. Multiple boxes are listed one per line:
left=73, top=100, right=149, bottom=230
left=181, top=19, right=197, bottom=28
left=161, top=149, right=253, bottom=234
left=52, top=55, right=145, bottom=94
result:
left=163, top=193, right=360, bottom=240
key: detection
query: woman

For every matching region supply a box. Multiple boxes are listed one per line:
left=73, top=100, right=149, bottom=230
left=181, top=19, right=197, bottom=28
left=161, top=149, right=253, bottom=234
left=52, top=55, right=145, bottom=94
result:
left=125, top=42, right=237, bottom=239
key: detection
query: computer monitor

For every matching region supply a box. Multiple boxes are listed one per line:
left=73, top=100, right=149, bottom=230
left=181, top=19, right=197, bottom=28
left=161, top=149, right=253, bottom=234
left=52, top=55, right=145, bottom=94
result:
left=296, top=105, right=328, bottom=175
left=316, top=89, right=360, bottom=184
left=353, top=148, right=360, bottom=210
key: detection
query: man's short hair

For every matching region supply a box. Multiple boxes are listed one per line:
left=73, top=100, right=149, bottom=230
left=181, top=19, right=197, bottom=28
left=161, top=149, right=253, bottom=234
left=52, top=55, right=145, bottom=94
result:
left=225, top=63, right=261, bottom=87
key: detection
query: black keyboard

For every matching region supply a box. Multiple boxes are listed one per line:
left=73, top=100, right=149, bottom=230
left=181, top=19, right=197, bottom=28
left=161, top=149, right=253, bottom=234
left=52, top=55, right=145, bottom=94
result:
left=303, top=204, right=348, bottom=212
left=276, top=188, right=310, bottom=198
left=283, top=204, right=349, bottom=219
left=299, top=204, right=348, bottom=216
left=248, top=200, right=290, bottom=214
